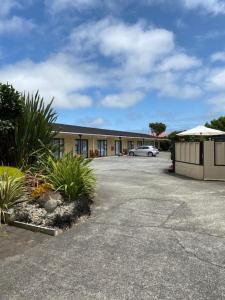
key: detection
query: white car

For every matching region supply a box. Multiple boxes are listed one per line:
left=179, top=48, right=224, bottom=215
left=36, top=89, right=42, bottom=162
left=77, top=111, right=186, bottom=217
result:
left=129, top=145, right=159, bottom=157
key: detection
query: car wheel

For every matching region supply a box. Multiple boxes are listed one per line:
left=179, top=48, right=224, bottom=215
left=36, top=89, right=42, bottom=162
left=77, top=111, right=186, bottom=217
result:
left=148, top=152, right=153, bottom=157
left=129, top=151, right=135, bottom=156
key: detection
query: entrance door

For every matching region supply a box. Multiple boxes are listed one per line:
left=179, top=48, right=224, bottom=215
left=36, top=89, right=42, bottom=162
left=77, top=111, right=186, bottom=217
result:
left=115, top=140, right=122, bottom=155
left=97, top=140, right=107, bottom=157
left=137, top=141, right=143, bottom=147
left=75, top=139, right=88, bottom=158
left=128, top=141, right=134, bottom=151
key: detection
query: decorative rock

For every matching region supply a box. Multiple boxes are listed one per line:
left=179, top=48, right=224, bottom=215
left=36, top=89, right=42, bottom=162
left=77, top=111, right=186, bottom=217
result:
left=44, top=199, right=58, bottom=213
left=37, top=191, right=63, bottom=208
left=13, top=203, right=47, bottom=225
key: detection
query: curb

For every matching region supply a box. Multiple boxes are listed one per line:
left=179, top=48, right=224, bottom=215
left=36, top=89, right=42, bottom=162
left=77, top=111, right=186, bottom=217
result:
left=1, top=212, right=60, bottom=236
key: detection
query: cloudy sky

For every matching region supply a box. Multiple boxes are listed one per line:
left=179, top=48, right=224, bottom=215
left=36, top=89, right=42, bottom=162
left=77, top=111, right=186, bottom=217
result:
left=1, top=0, right=225, bottom=133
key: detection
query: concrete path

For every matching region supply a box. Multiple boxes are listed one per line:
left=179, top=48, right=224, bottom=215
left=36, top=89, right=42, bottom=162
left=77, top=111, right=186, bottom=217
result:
left=1, top=153, right=225, bottom=299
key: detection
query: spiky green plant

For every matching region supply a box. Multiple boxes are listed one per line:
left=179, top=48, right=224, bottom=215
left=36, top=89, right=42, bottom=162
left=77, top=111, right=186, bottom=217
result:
left=0, top=173, right=27, bottom=224
left=40, top=153, right=96, bottom=201
left=14, top=91, right=57, bottom=168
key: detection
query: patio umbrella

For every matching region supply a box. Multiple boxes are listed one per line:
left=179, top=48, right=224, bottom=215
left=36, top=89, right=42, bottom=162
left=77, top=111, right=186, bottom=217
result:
left=177, top=125, right=225, bottom=136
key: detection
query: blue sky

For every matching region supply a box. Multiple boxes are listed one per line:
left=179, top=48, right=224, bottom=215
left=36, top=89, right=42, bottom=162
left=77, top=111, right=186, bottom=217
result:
left=1, top=0, right=225, bottom=133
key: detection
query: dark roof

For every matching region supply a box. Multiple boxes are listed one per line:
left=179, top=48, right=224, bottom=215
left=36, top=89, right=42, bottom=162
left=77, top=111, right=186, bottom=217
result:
left=53, top=123, right=155, bottom=139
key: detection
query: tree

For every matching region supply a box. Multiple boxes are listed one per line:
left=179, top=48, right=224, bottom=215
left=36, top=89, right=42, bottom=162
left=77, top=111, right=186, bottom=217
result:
left=149, top=122, right=166, bottom=136
left=167, top=131, right=181, bottom=142
left=205, top=116, right=225, bottom=131
left=0, top=83, right=24, bottom=164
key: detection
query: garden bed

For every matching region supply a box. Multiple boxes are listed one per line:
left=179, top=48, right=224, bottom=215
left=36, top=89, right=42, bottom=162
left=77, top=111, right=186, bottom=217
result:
left=2, top=191, right=93, bottom=235
left=2, top=196, right=92, bottom=236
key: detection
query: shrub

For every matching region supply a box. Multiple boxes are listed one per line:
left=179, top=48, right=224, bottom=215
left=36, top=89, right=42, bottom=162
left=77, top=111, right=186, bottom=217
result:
left=0, top=83, right=24, bottom=165
left=41, top=153, right=96, bottom=201
left=0, top=172, right=27, bottom=222
left=15, top=91, right=57, bottom=168
left=31, top=183, right=53, bottom=199
left=0, top=167, right=24, bottom=178
left=159, top=140, right=171, bottom=151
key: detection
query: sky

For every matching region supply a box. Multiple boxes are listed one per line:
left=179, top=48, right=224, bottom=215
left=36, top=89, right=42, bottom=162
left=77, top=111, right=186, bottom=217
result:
left=1, top=0, right=225, bottom=133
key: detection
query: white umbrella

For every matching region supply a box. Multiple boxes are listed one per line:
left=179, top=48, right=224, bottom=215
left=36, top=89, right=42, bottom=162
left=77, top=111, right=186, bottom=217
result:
left=177, top=125, right=225, bottom=136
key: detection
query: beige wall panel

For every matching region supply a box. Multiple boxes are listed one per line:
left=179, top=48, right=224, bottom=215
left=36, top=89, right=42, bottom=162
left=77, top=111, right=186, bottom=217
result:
left=185, top=143, right=190, bottom=163
left=204, top=141, right=225, bottom=181
left=107, top=138, right=115, bottom=156
left=195, top=143, right=200, bottom=164
left=175, top=162, right=204, bottom=180
left=180, top=143, right=186, bottom=162
left=122, top=139, right=128, bottom=152
left=175, top=143, right=181, bottom=161
left=215, top=142, right=225, bottom=165
left=204, top=166, right=225, bottom=181
left=204, top=141, right=214, bottom=166
left=189, top=143, right=195, bottom=164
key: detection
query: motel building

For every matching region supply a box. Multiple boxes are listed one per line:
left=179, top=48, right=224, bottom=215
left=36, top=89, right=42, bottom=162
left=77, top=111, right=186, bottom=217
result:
left=52, top=123, right=163, bottom=159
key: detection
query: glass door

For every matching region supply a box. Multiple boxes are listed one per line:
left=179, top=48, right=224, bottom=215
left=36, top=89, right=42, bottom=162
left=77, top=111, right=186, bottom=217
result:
left=75, top=139, right=88, bottom=158
left=137, top=141, right=143, bottom=147
left=97, top=140, right=107, bottom=157
left=115, top=140, right=122, bottom=155
left=52, top=138, right=64, bottom=159
left=128, top=141, right=134, bottom=151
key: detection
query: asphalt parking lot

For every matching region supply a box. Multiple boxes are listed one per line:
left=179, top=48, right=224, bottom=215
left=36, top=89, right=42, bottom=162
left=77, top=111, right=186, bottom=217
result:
left=1, top=152, right=225, bottom=299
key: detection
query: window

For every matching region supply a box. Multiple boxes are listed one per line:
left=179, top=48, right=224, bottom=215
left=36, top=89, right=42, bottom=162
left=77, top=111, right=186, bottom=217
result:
left=75, top=139, right=88, bottom=158
left=97, top=140, right=107, bottom=157
left=52, top=138, right=64, bottom=159
left=137, top=141, right=143, bottom=147
left=128, top=141, right=134, bottom=151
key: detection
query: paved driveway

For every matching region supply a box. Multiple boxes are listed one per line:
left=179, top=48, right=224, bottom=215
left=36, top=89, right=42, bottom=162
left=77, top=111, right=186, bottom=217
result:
left=1, top=153, right=225, bottom=299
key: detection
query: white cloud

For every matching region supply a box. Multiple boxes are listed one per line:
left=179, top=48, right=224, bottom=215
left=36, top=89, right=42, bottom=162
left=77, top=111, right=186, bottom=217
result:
left=150, top=72, right=202, bottom=99
left=71, top=19, right=175, bottom=74
left=90, top=117, right=106, bottom=126
left=211, top=51, right=225, bottom=62
left=78, top=116, right=109, bottom=127
left=0, top=0, right=21, bottom=17
left=70, top=19, right=202, bottom=102
left=89, top=117, right=107, bottom=127
left=158, top=53, right=201, bottom=71
left=0, top=17, right=205, bottom=110
left=45, top=0, right=98, bottom=13
left=46, top=0, right=225, bottom=16
left=0, top=1, right=35, bottom=34
left=0, top=53, right=103, bottom=108
left=207, top=68, right=225, bottom=90
left=181, top=0, right=225, bottom=14
left=0, top=16, right=35, bottom=34
left=208, top=94, right=225, bottom=112
left=101, top=91, right=144, bottom=108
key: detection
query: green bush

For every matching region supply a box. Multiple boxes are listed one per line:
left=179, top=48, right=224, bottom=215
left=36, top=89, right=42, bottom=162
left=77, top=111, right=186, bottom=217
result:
left=0, top=167, right=24, bottom=178
left=0, top=172, right=27, bottom=222
left=40, top=153, right=96, bottom=201
left=0, top=83, right=24, bottom=165
left=159, top=140, right=171, bottom=151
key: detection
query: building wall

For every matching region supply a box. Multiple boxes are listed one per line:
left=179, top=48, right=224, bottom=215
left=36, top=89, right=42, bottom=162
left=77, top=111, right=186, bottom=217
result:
left=175, top=142, right=203, bottom=179
left=175, top=161, right=204, bottom=180
left=175, top=141, right=225, bottom=181
left=175, top=142, right=200, bottom=164
left=54, top=133, right=157, bottom=157
left=204, top=141, right=225, bottom=181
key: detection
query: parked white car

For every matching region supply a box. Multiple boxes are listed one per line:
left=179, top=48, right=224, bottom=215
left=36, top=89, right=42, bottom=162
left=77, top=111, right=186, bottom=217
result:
left=129, top=145, right=159, bottom=157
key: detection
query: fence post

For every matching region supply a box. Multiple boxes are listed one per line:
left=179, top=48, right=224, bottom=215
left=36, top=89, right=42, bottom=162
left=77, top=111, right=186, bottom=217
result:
left=200, top=141, right=204, bottom=165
